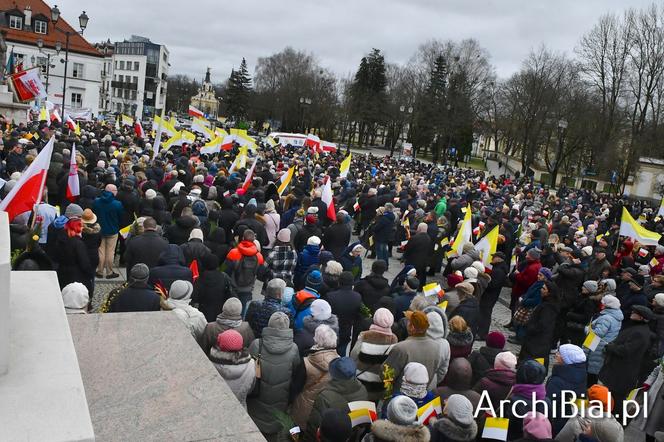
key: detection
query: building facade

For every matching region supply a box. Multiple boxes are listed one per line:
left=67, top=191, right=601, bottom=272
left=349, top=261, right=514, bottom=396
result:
left=98, top=35, right=168, bottom=119
left=0, top=1, right=103, bottom=115
left=190, top=68, right=218, bottom=119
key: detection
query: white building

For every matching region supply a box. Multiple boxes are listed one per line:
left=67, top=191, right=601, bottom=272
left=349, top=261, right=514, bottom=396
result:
left=0, top=1, right=103, bottom=115
left=97, top=35, right=168, bottom=120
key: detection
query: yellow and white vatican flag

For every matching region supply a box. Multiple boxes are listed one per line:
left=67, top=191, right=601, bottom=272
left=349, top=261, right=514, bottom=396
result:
left=619, top=207, right=661, bottom=246
left=278, top=166, right=295, bottom=196
left=340, top=153, right=352, bottom=178
left=474, top=225, right=499, bottom=269
left=447, top=205, right=472, bottom=258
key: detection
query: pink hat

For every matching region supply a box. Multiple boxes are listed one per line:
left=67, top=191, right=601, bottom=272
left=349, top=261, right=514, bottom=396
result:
left=373, top=308, right=394, bottom=328
left=523, top=412, right=552, bottom=439
left=217, top=329, right=243, bottom=352
left=494, top=351, right=517, bottom=371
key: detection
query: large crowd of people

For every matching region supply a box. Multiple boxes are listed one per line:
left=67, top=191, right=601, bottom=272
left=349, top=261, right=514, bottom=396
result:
left=2, top=117, right=664, bottom=441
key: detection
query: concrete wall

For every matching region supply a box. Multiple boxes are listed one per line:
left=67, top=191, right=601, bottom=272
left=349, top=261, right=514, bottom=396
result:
left=0, top=212, right=9, bottom=375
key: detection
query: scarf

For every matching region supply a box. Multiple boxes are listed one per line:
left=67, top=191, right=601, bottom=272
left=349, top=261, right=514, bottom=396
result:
left=217, top=317, right=242, bottom=328
left=369, top=324, right=394, bottom=336
left=400, top=380, right=428, bottom=399
left=511, top=383, right=547, bottom=400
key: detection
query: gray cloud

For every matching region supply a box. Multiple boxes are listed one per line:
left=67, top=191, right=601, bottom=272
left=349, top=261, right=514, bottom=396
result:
left=55, top=0, right=656, bottom=81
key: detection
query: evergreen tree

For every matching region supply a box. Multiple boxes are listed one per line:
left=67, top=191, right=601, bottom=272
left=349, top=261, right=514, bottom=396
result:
left=224, top=58, right=253, bottom=120
left=349, top=49, right=388, bottom=147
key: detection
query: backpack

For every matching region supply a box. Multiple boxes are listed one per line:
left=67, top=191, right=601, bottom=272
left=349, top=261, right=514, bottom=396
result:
left=234, top=254, right=259, bottom=287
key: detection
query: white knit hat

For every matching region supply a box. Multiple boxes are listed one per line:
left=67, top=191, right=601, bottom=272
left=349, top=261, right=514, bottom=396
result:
left=310, top=299, right=331, bottom=320
left=61, top=282, right=89, bottom=313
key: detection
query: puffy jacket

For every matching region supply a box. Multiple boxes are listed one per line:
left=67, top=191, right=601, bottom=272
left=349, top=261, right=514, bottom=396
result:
left=92, top=191, right=124, bottom=235
left=546, top=361, right=587, bottom=434
left=166, top=298, right=207, bottom=341
left=179, top=238, right=211, bottom=266
left=354, top=274, right=391, bottom=312
left=209, top=347, right=256, bottom=408
left=304, top=378, right=368, bottom=441
left=585, top=307, right=623, bottom=374
left=148, top=244, right=193, bottom=290
left=247, top=327, right=301, bottom=435
left=512, top=259, right=542, bottom=297
left=290, top=348, right=339, bottom=429
left=294, top=314, right=340, bottom=356
left=373, top=211, right=395, bottom=243
left=290, top=289, right=320, bottom=330
left=245, top=296, right=293, bottom=338
left=223, top=240, right=265, bottom=293
left=294, top=244, right=320, bottom=286
left=434, top=197, right=447, bottom=217
left=164, top=215, right=198, bottom=246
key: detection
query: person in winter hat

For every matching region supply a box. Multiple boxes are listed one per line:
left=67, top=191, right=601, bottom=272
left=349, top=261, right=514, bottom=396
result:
left=200, top=297, right=255, bottom=356
left=167, top=280, right=207, bottom=341
left=546, top=344, right=587, bottom=434
left=584, top=294, right=623, bottom=386
left=350, top=307, right=398, bottom=401
left=61, top=282, right=89, bottom=314
left=428, top=394, right=478, bottom=442
left=304, top=357, right=368, bottom=441
left=467, top=331, right=505, bottom=384
left=473, top=351, right=517, bottom=412
left=555, top=384, right=623, bottom=442
left=521, top=411, right=552, bottom=441
left=316, top=409, right=352, bottom=442
left=209, top=329, right=256, bottom=408
left=389, top=362, right=436, bottom=410
left=247, top=311, right=301, bottom=438
left=291, top=324, right=340, bottom=430
left=425, top=309, right=451, bottom=385
left=294, top=299, right=339, bottom=356
left=505, top=360, right=550, bottom=440
left=245, top=278, right=293, bottom=338
left=365, top=395, right=430, bottom=442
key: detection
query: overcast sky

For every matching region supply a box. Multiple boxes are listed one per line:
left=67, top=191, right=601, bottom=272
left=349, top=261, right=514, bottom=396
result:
left=55, top=0, right=655, bottom=82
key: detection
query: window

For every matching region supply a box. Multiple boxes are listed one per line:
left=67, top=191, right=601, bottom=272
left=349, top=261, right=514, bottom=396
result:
left=118, top=74, right=123, bottom=83
left=72, top=63, right=84, bottom=79
left=9, top=15, right=23, bottom=30
left=124, top=89, right=129, bottom=99
left=132, top=76, right=138, bottom=84
left=114, top=61, right=118, bottom=70
left=119, top=60, right=125, bottom=70
left=116, top=103, right=122, bottom=113
left=134, top=61, right=140, bottom=71
left=71, top=92, right=82, bottom=108
left=130, top=90, right=137, bottom=100
left=34, top=20, right=47, bottom=34
left=37, top=56, right=47, bottom=74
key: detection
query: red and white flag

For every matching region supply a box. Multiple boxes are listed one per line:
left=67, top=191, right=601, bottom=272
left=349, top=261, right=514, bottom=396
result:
left=66, top=143, right=80, bottom=202
left=9, top=68, right=47, bottom=102
left=221, top=134, right=235, bottom=151
left=305, top=134, right=321, bottom=153
left=321, top=176, right=336, bottom=222
left=188, top=105, right=204, bottom=118
left=321, top=140, right=337, bottom=153
left=241, top=158, right=258, bottom=192
left=64, top=114, right=76, bottom=132
left=0, top=137, right=54, bottom=221
left=134, top=120, right=145, bottom=138
left=50, top=108, right=62, bottom=123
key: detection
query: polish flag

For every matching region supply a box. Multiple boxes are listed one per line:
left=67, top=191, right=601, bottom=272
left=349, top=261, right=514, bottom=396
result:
left=134, top=121, right=145, bottom=138
left=64, top=114, right=76, bottom=132
left=221, top=134, right=235, bottom=151
left=66, top=143, right=80, bottom=202
left=321, top=175, right=336, bottom=222
left=304, top=134, right=321, bottom=153
left=188, top=105, right=204, bottom=118
left=0, top=137, right=54, bottom=221
left=50, top=108, right=62, bottom=123
left=321, top=140, right=337, bottom=153
left=241, top=158, right=258, bottom=192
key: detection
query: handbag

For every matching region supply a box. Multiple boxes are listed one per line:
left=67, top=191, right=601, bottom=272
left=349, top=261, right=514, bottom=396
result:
left=247, top=339, right=263, bottom=399
left=512, top=306, right=534, bottom=326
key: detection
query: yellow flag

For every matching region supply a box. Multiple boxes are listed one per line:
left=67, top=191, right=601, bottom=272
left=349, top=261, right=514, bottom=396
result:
left=278, top=166, right=295, bottom=196
left=340, top=153, right=352, bottom=178
left=447, top=205, right=472, bottom=258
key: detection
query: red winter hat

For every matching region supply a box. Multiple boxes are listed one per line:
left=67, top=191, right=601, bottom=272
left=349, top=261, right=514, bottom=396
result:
left=217, top=329, right=243, bottom=352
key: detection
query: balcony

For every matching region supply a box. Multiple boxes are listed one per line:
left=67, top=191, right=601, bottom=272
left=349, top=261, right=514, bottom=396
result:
left=111, top=81, right=138, bottom=91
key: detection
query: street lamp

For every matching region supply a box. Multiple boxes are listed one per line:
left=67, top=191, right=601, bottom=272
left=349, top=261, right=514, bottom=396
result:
left=50, top=5, right=89, bottom=117
left=299, top=97, right=312, bottom=132
left=35, top=38, right=59, bottom=94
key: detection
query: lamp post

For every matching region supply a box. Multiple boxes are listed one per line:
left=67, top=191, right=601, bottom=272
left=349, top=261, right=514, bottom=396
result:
left=553, top=118, right=568, bottom=187
left=299, top=97, right=312, bottom=132
left=50, top=5, right=88, bottom=117
left=392, top=104, right=412, bottom=156
left=35, top=38, right=60, bottom=94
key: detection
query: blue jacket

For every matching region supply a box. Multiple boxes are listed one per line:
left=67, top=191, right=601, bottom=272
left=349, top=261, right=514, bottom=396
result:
left=373, top=211, right=395, bottom=243
left=546, top=362, right=587, bottom=434
left=295, top=244, right=320, bottom=282
left=340, top=242, right=363, bottom=281
left=520, top=280, right=544, bottom=308
left=585, top=307, right=623, bottom=374
left=93, top=191, right=124, bottom=235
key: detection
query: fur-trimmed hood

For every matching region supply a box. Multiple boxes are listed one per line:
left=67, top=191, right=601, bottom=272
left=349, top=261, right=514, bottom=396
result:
left=447, top=329, right=474, bottom=348
left=369, top=419, right=430, bottom=442
left=430, top=416, right=478, bottom=441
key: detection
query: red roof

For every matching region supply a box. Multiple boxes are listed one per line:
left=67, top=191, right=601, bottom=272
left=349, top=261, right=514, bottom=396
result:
left=0, top=0, right=102, bottom=57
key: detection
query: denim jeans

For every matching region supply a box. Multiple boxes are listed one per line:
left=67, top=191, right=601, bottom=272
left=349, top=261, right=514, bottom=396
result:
left=375, top=242, right=389, bottom=266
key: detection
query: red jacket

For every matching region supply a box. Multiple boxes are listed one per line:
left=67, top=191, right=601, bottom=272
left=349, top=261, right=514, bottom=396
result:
left=512, top=259, right=542, bottom=297
left=226, top=240, right=264, bottom=265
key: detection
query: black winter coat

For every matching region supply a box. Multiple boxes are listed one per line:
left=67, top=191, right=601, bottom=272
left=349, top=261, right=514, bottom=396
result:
left=322, top=222, right=351, bottom=259
left=234, top=217, right=269, bottom=247
left=54, top=231, right=93, bottom=289
left=599, top=321, right=653, bottom=396
left=554, top=262, right=585, bottom=309
left=164, top=215, right=198, bottom=245
left=403, top=233, right=432, bottom=270
left=124, top=230, right=169, bottom=272
left=294, top=223, right=323, bottom=252
left=520, top=298, right=560, bottom=360
left=373, top=212, right=395, bottom=243
left=326, top=286, right=362, bottom=342
left=148, top=244, right=193, bottom=290
left=115, top=188, right=140, bottom=227
left=192, top=270, right=235, bottom=322
left=449, top=297, right=480, bottom=335
left=109, top=282, right=161, bottom=312
left=180, top=238, right=211, bottom=266
left=354, top=274, right=391, bottom=312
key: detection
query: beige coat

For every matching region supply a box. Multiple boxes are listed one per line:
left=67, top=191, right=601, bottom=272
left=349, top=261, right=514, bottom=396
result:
left=290, top=348, right=339, bottom=429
